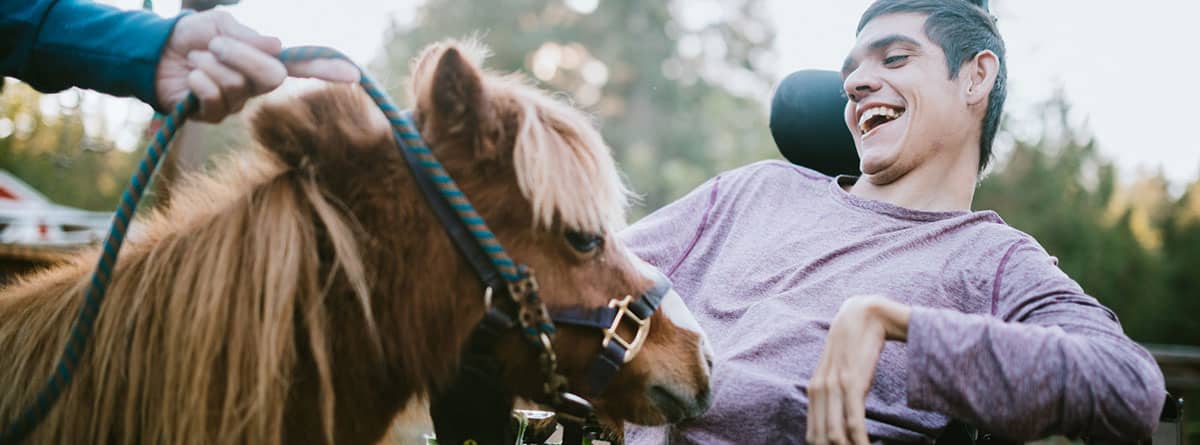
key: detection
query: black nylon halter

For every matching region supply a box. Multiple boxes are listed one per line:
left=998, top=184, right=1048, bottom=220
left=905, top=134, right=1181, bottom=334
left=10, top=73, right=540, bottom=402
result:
left=397, top=111, right=670, bottom=444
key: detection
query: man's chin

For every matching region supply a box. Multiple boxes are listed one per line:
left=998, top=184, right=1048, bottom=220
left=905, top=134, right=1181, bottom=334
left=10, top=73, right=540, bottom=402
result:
left=859, top=158, right=905, bottom=185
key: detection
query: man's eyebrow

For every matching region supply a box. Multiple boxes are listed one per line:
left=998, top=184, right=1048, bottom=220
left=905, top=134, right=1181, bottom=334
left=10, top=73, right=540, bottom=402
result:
left=841, top=34, right=923, bottom=77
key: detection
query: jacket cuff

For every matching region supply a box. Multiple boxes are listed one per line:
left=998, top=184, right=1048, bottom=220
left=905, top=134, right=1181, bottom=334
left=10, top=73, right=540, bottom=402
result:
left=29, top=0, right=181, bottom=110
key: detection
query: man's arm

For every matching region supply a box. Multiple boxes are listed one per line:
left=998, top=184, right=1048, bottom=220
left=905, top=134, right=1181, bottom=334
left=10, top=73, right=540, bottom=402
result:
left=3, top=0, right=179, bottom=107
left=2, top=1, right=358, bottom=120
left=905, top=239, right=1165, bottom=441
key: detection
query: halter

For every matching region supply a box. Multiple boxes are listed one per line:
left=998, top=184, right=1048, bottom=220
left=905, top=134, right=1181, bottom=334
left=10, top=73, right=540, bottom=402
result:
left=0, top=46, right=669, bottom=444
left=395, top=108, right=671, bottom=444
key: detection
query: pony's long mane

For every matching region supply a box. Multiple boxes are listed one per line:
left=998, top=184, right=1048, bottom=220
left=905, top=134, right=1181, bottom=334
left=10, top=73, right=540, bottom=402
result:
left=0, top=146, right=370, bottom=444
left=410, top=41, right=632, bottom=234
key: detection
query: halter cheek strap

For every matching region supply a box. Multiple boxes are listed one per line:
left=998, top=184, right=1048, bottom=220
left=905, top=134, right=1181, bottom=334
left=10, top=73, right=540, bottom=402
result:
left=549, top=268, right=669, bottom=395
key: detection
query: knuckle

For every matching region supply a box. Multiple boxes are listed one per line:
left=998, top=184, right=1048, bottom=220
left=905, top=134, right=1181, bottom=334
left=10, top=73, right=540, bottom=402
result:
left=847, top=420, right=865, bottom=434
left=836, top=370, right=856, bottom=385
left=809, top=379, right=829, bottom=393
left=223, top=74, right=247, bottom=90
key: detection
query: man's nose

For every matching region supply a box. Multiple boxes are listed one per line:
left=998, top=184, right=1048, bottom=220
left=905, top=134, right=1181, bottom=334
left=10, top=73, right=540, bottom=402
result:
left=843, top=67, right=881, bottom=102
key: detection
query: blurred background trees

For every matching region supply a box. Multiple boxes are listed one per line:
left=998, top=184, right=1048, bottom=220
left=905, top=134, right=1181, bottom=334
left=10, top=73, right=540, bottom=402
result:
left=372, top=0, right=779, bottom=211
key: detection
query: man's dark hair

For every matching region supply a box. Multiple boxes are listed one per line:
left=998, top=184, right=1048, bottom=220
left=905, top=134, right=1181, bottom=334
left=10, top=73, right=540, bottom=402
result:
left=857, top=0, right=1006, bottom=172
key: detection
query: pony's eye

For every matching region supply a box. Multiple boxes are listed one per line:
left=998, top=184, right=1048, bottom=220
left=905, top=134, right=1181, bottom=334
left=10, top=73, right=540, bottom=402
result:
left=565, top=231, right=604, bottom=253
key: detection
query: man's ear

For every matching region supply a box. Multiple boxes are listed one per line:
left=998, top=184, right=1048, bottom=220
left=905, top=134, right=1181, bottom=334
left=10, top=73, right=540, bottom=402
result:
left=963, top=50, right=999, bottom=106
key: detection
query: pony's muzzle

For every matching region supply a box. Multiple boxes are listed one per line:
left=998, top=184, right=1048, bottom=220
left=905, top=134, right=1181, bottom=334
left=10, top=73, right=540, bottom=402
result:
left=648, top=381, right=713, bottom=423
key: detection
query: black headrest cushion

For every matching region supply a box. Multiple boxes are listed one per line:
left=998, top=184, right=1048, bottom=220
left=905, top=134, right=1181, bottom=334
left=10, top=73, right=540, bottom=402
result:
left=769, top=70, right=860, bottom=177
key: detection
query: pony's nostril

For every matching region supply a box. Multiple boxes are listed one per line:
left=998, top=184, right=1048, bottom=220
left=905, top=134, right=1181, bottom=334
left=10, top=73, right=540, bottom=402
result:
left=649, top=385, right=709, bottom=422
left=696, top=387, right=713, bottom=412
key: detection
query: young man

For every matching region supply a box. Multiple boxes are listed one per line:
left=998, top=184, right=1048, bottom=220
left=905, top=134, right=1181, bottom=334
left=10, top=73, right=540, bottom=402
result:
left=1, top=0, right=356, bottom=122
left=622, top=1, right=1165, bottom=443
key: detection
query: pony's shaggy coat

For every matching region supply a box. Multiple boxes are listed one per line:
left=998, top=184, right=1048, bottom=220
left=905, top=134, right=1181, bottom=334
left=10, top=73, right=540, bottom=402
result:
left=0, top=147, right=368, bottom=444
left=0, top=40, right=706, bottom=444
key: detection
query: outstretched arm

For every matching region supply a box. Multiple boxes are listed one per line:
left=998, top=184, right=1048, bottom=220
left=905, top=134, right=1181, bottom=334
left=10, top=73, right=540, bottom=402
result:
left=808, top=240, right=1164, bottom=444
left=904, top=241, right=1164, bottom=441
left=2, top=0, right=356, bottom=121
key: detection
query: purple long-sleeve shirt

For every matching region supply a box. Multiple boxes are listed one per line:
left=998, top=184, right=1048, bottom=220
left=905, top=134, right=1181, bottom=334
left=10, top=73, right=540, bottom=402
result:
left=621, top=161, right=1165, bottom=444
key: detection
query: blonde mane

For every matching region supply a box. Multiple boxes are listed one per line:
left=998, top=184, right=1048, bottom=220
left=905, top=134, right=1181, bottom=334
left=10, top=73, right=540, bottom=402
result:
left=411, top=40, right=633, bottom=235
left=509, top=84, right=631, bottom=234
left=0, top=147, right=370, bottom=444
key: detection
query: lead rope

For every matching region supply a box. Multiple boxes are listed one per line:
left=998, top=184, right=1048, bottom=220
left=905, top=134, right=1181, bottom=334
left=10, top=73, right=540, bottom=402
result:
left=0, top=45, right=559, bottom=444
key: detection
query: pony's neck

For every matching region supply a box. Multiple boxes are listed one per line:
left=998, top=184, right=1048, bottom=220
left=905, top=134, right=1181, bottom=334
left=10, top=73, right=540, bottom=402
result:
left=315, top=147, right=497, bottom=441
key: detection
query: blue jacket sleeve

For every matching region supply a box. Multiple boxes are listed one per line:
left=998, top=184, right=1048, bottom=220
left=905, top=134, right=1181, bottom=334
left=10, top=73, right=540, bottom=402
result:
left=1, top=0, right=180, bottom=109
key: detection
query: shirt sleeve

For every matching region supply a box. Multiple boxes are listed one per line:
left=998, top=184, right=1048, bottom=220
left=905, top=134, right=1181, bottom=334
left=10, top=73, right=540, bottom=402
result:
left=619, top=175, right=721, bottom=277
left=904, top=239, right=1166, bottom=441
left=2, top=0, right=180, bottom=108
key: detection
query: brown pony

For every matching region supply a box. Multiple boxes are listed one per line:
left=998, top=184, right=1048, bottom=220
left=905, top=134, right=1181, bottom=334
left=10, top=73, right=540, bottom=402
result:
left=0, top=41, right=711, bottom=444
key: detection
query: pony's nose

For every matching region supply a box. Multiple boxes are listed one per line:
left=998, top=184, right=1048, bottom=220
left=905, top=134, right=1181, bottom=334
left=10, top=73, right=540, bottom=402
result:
left=702, top=338, right=715, bottom=371
left=648, top=384, right=712, bottom=423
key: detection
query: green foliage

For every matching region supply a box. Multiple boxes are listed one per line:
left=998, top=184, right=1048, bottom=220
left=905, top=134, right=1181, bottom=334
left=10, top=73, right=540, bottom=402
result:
left=0, top=82, right=139, bottom=211
left=372, top=0, right=779, bottom=215
left=976, top=92, right=1199, bottom=347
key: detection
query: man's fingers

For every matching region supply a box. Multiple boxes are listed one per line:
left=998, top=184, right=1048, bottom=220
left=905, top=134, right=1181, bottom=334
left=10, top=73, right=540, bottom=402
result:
left=284, top=59, right=360, bottom=83
left=807, top=374, right=828, bottom=444
left=212, top=10, right=282, bottom=54
left=186, top=70, right=226, bottom=123
left=825, top=377, right=849, bottom=445
left=209, top=36, right=287, bottom=94
left=188, top=50, right=253, bottom=116
left=188, top=51, right=248, bottom=95
left=845, top=386, right=870, bottom=445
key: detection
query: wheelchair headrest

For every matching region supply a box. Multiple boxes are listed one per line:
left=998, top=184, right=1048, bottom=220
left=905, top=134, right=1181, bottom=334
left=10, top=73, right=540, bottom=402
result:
left=769, top=70, right=860, bottom=177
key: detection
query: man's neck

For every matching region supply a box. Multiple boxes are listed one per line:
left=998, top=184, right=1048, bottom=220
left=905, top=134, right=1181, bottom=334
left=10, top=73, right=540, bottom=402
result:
left=848, top=149, right=979, bottom=212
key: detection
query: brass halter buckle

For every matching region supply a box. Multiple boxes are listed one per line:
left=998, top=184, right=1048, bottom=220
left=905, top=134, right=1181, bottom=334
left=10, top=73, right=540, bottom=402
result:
left=602, top=295, right=652, bottom=364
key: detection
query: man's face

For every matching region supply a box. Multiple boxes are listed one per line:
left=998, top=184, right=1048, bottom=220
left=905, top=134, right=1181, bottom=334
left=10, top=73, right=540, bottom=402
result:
left=841, top=13, right=975, bottom=184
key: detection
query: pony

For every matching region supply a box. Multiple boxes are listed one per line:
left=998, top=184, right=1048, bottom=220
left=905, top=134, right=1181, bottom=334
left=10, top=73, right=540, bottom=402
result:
left=0, top=40, right=712, bottom=444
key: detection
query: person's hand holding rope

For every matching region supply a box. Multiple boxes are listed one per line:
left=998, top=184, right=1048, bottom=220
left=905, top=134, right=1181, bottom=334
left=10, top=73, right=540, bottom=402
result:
left=155, top=10, right=359, bottom=122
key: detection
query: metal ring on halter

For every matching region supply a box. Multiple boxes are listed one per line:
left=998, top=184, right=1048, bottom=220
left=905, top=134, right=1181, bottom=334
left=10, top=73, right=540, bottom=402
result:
left=601, top=295, right=653, bottom=364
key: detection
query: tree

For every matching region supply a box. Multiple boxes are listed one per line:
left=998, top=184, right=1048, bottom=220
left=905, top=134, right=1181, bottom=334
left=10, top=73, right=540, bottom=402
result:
left=975, top=92, right=1177, bottom=344
left=0, top=81, right=139, bottom=210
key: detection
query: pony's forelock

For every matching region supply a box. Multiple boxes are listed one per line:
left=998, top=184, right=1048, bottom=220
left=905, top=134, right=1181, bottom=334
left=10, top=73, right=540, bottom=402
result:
left=410, top=38, right=632, bottom=235
left=508, top=85, right=631, bottom=234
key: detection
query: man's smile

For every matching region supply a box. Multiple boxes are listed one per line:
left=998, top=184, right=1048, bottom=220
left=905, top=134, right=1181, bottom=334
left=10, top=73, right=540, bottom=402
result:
left=857, top=103, right=906, bottom=136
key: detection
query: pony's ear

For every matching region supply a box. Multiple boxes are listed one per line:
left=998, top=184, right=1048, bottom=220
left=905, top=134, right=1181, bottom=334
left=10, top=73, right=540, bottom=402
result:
left=411, top=42, right=498, bottom=158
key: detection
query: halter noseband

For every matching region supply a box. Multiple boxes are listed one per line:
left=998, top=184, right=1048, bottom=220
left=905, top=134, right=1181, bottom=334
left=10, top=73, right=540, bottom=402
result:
left=394, top=110, right=670, bottom=443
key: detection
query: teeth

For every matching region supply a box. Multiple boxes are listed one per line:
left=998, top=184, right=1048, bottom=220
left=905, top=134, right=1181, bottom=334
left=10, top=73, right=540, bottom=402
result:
left=857, top=106, right=904, bottom=135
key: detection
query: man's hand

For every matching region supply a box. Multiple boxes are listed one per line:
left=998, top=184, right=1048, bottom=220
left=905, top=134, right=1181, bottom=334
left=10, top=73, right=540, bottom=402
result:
left=807, top=295, right=911, bottom=445
left=154, top=10, right=359, bottom=122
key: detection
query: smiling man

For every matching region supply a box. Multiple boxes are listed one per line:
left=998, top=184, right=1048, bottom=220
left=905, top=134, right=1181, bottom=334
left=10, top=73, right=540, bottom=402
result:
left=621, top=0, right=1165, bottom=443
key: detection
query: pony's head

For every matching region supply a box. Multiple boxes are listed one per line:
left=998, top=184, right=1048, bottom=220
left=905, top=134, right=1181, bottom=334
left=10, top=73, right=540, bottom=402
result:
left=250, top=40, right=712, bottom=430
